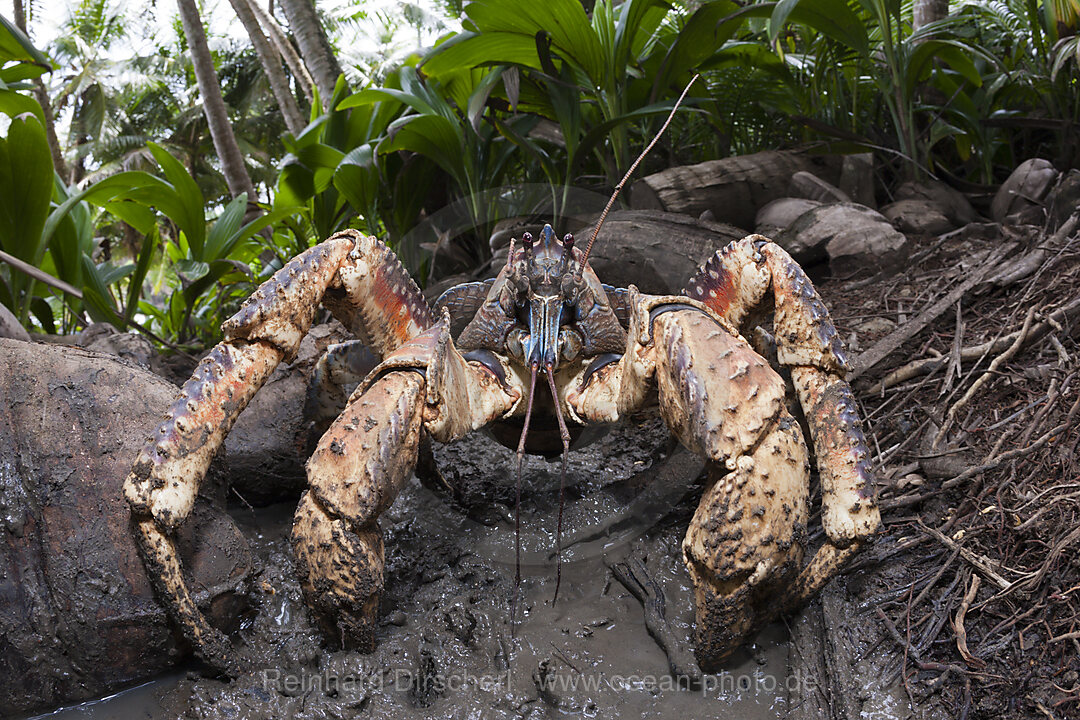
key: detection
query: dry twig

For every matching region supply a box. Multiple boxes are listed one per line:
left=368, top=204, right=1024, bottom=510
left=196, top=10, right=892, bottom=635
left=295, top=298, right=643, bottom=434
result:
left=952, top=576, right=985, bottom=669
left=934, top=306, right=1037, bottom=448
left=850, top=243, right=1016, bottom=380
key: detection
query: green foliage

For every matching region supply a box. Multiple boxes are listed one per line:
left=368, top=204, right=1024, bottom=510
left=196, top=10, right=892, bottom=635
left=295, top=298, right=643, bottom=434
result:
left=2, top=0, right=1078, bottom=348
left=943, top=0, right=1080, bottom=179
left=769, top=0, right=988, bottom=177
left=0, top=99, right=161, bottom=334
left=0, top=17, right=291, bottom=345
left=0, top=111, right=54, bottom=322
left=767, top=0, right=1079, bottom=180
left=422, top=0, right=696, bottom=185
left=0, top=14, right=50, bottom=83
left=274, top=75, right=406, bottom=253
left=340, top=64, right=535, bottom=255
left=0, top=15, right=50, bottom=125
left=37, top=142, right=294, bottom=342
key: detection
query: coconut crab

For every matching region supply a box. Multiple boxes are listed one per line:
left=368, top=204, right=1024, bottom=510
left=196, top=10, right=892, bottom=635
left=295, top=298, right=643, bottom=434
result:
left=124, top=215, right=880, bottom=673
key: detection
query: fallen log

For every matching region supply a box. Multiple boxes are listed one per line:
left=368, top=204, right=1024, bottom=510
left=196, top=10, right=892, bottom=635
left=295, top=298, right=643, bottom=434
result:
left=0, top=339, right=253, bottom=716
left=630, top=150, right=842, bottom=230
left=577, top=210, right=747, bottom=295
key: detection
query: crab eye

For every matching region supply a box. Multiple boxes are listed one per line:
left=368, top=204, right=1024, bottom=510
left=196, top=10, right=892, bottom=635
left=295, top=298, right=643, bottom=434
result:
left=563, top=233, right=574, bottom=248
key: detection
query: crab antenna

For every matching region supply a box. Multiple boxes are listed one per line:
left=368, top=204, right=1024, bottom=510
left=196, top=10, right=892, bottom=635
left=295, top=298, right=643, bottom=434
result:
left=576, top=74, right=699, bottom=276
left=545, top=364, right=571, bottom=606
left=511, top=363, right=539, bottom=634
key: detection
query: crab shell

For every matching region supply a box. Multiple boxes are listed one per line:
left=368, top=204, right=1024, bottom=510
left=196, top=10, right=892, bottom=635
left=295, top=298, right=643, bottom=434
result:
left=123, top=227, right=879, bottom=674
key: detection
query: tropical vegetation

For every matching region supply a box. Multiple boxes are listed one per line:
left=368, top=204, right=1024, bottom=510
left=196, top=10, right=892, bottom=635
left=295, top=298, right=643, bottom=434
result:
left=0, top=0, right=1077, bottom=348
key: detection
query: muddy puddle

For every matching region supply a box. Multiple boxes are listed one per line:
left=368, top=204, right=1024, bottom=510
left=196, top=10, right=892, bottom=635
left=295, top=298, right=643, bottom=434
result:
left=25, top=411, right=794, bottom=720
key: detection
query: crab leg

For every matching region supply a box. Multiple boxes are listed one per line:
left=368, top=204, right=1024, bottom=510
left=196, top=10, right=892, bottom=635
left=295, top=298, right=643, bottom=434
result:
left=650, top=307, right=812, bottom=669
left=685, top=236, right=881, bottom=602
left=125, top=232, right=434, bottom=670
left=293, top=368, right=425, bottom=650
left=320, top=230, right=435, bottom=356
left=127, top=340, right=284, bottom=673
left=293, top=317, right=522, bottom=649
left=566, top=291, right=812, bottom=669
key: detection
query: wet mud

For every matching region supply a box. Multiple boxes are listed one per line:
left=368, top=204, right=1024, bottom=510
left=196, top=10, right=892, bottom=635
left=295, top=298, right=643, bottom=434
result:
left=28, top=411, right=797, bottom=720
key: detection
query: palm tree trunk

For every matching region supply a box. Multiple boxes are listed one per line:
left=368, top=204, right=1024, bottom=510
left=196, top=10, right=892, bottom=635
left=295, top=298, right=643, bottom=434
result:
left=245, top=0, right=316, bottom=105
left=913, top=0, right=949, bottom=39
left=228, top=0, right=305, bottom=135
left=175, top=0, right=257, bottom=201
left=12, top=0, right=70, bottom=180
left=276, top=0, right=346, bottom=110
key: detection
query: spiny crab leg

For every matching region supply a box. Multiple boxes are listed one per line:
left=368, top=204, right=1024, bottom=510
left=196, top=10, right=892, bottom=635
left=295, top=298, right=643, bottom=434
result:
left=685, top=236, right=881, bottom=610
left=125, top=231, right=436, bottom=672
left=294, top=316, right=521, bottom=648
left=126, top=239, right=352, bottom=671
left=565, top=291, right=809, bottom=669
left=565, top=235, right=881, bottom=670
left=292, top=367, right=426, bottom=650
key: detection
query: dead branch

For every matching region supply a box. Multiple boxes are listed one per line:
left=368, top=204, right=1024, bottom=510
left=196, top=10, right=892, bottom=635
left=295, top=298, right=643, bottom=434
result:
left=918, top=522, right=1013, bottom=591
left=941, top=394, right=1080, bottom=490
left=953, top=576, right=986, bottom=669
left=850, top=243, right=1016, bottom=380
left=607, top=556, right=703, bottom=683
left=866, top=295, right=1080, bottom=393
left=934, top=306, right=1037, bottom=448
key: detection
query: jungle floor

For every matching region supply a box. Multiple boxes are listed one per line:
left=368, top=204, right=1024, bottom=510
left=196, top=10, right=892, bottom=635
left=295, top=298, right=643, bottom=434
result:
left=28, top=219, right=1079, bottom=720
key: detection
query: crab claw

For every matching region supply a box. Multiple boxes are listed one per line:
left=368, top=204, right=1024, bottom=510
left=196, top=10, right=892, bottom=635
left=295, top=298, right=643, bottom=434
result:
left=649, top=305, right=811, bottom=669
left=292, top=316, right=521, bottom=648
left=292, top=367, right=424, bottom=649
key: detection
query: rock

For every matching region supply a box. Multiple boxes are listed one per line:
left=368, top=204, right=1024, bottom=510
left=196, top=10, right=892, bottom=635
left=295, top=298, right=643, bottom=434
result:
left=1047, top=169, right=1080, bottom=231
left=775, top=203, right=909, bottom=274
left=0, top=302, right=29, bottom=341
left=895, top=179, right=977, bottom=226
left=788, top=171, right=852, bottom=203
left=1004, top=203, right=1047, bottom=226
left=0, top=339, right=254, bottom=716
left=755, top=198, right=823, bottom=238
left=880, top=198, right=954, bottom=235
left=630, top=150, right=842, bottom=230
left=827, top=228, right=910, bottom=276
left=839, top=153, right=876, bottom=208
left=573, top=210, right=748, bottom=294
left=855, top=317, right=897, bottom=335
left=991, top=158, right=1059, bottom=223
left=78, top=323, right=156, bottom=370
left=488, top=216, right=532, bottom=254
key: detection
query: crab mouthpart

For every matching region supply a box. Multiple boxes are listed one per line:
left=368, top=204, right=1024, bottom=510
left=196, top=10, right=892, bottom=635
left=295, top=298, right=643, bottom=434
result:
left=526, top=295, right=565, bottom=369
